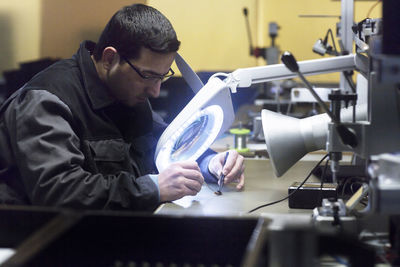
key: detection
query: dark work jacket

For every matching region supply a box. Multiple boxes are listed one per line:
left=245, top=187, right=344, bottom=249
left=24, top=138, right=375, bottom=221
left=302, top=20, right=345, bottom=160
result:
left=0, top=41, right=215, bottom=211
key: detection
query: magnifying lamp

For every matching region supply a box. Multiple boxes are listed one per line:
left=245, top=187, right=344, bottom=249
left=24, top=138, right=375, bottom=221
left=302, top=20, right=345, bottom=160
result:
left=155, top=53, right=359, bottom=175
left=155, top=77, right=234, bottom=172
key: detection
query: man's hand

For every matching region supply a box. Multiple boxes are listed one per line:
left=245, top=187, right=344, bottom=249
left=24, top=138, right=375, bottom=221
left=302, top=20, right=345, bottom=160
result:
left=208, top=150, right=245, bottom=190
left=158, top=161, right=204, bottom=202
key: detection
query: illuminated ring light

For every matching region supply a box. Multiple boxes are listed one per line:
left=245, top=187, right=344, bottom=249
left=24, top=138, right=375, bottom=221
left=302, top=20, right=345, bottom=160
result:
left=156, top=105, right=224, bottom=171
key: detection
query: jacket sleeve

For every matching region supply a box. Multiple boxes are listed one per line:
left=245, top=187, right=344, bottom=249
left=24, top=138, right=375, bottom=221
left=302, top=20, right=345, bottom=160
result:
left=197, top=149, right=218, bottom=183
left=4, top=90, right=159, bottom=211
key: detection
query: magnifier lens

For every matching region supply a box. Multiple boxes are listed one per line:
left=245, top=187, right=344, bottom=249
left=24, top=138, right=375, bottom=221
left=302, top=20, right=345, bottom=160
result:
left=171, top=115, right=208, bottom=161
left=155, top=104, right=224, bottom=172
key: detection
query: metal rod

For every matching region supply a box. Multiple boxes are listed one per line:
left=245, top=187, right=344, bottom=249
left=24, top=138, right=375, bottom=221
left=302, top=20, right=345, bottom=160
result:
left=297, top=71, right=338, bottom=123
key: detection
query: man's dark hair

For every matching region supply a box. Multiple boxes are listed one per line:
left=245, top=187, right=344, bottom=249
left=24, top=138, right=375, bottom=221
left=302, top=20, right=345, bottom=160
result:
left=93, top=4, right=180, bottom=61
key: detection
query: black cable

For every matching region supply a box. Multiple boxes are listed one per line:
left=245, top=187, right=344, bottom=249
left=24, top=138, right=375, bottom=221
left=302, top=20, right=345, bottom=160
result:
left=366, top=0, right=381, bottom=18
left=332, top=205, right=343, bottom=229
left=318, top=158, right=330, bottom=205
left=327, top=29, right=339, bottom=56
left=247, top=154, right=329, bottom=214
left=243, top=8, right=254, bottom=55
left=327, top=27, right=357, bottom=93
left=341, top=177, right=353, bottom=197
left=343, top=71, right=357, bottom=93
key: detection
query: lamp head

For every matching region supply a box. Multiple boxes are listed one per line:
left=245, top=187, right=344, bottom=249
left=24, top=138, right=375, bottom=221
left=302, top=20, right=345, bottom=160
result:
left=261, top=105, right=367, bottom=177
left=155, top=77, right=234, bottom=172
left=261, top=109, right=325, bottom=177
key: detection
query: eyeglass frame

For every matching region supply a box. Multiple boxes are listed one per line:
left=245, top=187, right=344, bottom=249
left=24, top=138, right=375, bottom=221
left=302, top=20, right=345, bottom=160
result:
left=121, top=55, right=175, bottom=83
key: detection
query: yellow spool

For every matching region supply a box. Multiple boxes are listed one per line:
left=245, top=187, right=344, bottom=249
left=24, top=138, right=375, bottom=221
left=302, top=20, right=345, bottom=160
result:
left=229, top=128, right=250, bottom=153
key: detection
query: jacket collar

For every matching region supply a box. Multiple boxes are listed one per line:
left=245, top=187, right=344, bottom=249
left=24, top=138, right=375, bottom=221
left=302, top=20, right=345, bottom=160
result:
left=76, top=41, right=117, bottom=110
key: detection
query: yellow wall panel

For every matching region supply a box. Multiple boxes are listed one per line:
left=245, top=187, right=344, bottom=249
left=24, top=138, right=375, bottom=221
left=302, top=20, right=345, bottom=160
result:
left=150, top=0, right=382, bottom=83
left=0, top=0, right=41, bottom=73
left=260, top=0, right=382, bottom=83
left=40, top=0, right=145, bottom=59
left=0, top=0, right=384, bottom=83
left=148, top=0, right=259, bottom=72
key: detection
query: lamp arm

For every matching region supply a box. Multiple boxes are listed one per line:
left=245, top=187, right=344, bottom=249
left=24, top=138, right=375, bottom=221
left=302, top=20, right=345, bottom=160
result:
left=223, top=54, right=357, bottom=93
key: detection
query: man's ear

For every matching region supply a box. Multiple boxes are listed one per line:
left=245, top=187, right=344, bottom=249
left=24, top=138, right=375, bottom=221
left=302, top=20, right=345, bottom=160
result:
left=101, top=47, right=119, bottom=70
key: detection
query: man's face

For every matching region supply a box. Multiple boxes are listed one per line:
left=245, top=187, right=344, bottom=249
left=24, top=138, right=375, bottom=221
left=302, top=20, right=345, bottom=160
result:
left=105, top=47, right=176, bottom=107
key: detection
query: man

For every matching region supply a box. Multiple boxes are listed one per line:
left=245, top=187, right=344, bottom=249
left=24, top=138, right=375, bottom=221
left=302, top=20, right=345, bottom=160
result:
left=0, top=4, right=245, bottom=211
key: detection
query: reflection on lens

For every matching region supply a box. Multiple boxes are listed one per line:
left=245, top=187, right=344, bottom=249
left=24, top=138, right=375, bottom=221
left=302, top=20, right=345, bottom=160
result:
left=155, top=104, right=224, bottom=172
left=171, top=115, right=208, bottom=160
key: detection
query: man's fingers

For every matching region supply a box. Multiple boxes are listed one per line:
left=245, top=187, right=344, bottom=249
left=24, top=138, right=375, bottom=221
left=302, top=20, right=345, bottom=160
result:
left=222, top=151, right=238, bottom=175
left=224, top=156, right=244, bottom=183
left=158, top=160, right=204, bottom=202
left=236, top=173, right=245, bottom=191
left=178, top=168, right=204, bottom=184
left=182, top=177, right=203, bottom=194
left=173, top=163, right=204, bottom=196
left=173, top=160, right=201, bottom=171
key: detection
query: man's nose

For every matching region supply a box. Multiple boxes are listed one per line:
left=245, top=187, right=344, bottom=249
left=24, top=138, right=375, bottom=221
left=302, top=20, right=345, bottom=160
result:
left=147, top=80, right=161, bottom=98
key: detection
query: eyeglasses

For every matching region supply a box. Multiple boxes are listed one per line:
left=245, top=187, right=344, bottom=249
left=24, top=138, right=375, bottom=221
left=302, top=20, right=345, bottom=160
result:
left=122, top=56, right=175, bottom=83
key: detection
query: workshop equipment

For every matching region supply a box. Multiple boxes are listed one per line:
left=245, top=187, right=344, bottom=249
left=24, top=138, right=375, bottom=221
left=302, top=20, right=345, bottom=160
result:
left=230, top=128, right=250, bottom=153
